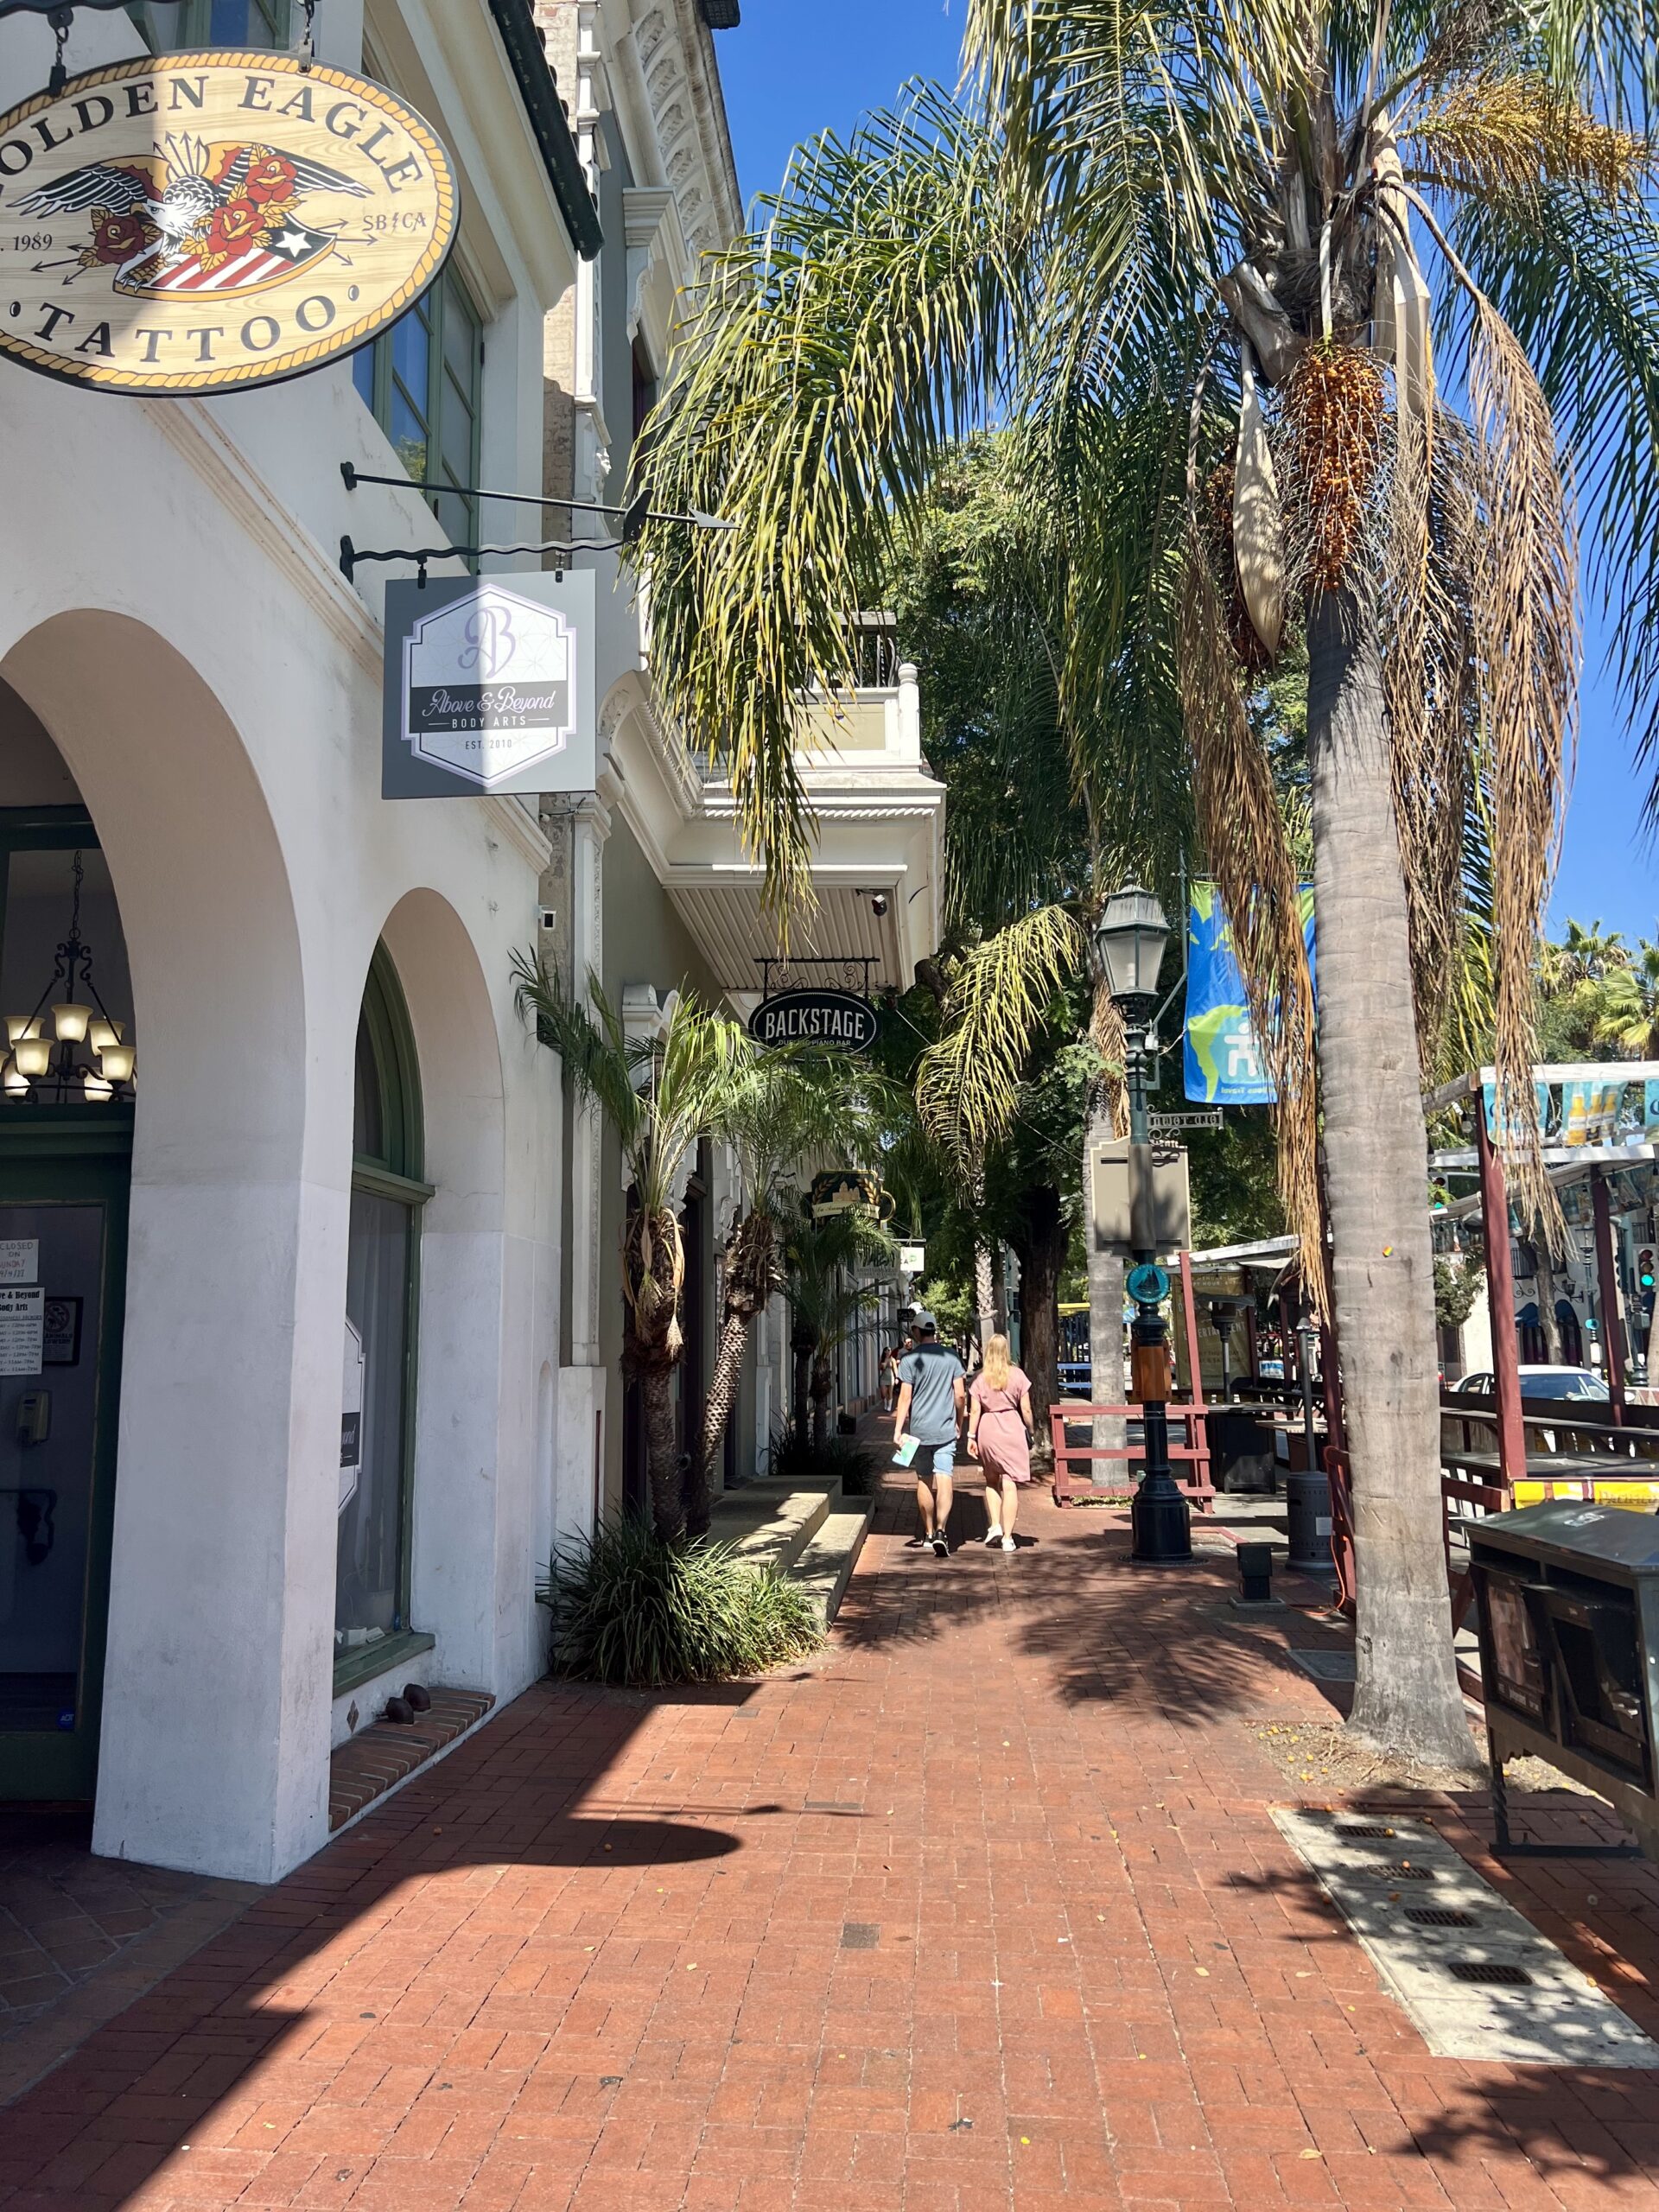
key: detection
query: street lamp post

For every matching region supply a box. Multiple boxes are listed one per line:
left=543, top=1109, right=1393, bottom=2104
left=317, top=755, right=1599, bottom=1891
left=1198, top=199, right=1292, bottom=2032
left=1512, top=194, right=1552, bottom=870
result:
left=1095, top=885, right=1192, bottom=1566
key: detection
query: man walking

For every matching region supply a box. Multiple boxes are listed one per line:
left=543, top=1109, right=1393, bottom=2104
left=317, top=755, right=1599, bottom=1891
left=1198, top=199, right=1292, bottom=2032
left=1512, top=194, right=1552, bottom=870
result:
left=893, top=1309, right=966, bottom=1557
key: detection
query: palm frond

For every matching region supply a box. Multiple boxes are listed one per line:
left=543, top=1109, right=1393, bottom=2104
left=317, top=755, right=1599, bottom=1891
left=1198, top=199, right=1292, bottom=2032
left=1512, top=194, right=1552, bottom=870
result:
left=914, top=906, right=1087, bottom=1167
left=511, top=951, right=644, bottom=1156
left=639, top=89, right=1019, bottom=921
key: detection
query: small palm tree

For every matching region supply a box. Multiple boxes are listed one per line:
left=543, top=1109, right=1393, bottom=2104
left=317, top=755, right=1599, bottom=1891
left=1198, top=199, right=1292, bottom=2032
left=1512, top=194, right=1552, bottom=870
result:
left=1587, top=938, right=1659, bottom=1058
left=512, top=955, right=741, bottom=1541
left=696, top=1049, right=880, bottom=1518
left=785, top=1209, right=897, bottom=1450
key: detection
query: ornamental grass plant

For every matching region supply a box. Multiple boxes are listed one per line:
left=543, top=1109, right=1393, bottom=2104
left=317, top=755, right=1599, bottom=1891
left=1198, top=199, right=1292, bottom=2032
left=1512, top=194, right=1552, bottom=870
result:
left=537, top=1515, right=822, bottom=1688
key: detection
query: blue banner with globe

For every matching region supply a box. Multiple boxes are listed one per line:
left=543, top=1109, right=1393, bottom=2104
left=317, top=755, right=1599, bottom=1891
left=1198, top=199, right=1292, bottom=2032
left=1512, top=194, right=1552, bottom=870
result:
left=1183, top=881, right=1317, bottom=1104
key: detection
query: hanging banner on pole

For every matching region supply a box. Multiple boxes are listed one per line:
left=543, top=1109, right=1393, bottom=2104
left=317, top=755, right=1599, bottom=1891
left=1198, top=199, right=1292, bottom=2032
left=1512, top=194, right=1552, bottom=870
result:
left=1183, top=880, right=1316, bottom=1105
left=0, top=52, right=457, bottom=395
left=382, top=570, right=596, bottom=798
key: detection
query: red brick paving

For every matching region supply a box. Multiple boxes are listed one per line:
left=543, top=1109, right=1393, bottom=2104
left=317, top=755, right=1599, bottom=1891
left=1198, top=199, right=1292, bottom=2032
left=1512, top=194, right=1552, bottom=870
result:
left=3, top=1474, right=1659, bottom=2210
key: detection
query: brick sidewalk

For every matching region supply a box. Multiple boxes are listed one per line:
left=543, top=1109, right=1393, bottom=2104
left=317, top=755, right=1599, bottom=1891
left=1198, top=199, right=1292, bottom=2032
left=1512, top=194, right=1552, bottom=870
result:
left=3, top=1476, right=1659, bottom=2211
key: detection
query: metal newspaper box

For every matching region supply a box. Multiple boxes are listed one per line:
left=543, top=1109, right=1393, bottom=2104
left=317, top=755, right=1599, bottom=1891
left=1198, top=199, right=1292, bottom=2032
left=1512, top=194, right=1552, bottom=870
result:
left=1468, top=1502, right=1659, bottom=1860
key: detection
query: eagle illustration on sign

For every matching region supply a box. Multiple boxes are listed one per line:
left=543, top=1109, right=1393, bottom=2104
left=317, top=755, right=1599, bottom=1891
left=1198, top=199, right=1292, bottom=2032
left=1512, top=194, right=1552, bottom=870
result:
left=16, top=131, right=366, bottom=300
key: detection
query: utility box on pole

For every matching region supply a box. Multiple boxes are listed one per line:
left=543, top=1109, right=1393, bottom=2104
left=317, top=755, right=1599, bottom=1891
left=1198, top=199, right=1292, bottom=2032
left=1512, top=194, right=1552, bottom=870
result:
left=1089, top=1138, right=1192, bottom=1256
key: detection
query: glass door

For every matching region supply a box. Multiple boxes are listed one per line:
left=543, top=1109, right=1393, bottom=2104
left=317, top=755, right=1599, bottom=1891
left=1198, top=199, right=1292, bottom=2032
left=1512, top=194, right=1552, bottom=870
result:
left=0, top=1153, right=129, bottom=1801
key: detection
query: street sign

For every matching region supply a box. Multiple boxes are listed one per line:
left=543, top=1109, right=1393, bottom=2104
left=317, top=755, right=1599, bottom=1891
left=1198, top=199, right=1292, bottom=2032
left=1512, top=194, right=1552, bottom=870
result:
left=1150, top=1109, right=1224, bottom=1134
left=899, top=1243, right=925, bottom=1274
left=1088, top=1138, right=1192, bottom=1256
left=0, top=53, right=457, bottom=396
left=1127, top=1262, right=1170, bottom=1306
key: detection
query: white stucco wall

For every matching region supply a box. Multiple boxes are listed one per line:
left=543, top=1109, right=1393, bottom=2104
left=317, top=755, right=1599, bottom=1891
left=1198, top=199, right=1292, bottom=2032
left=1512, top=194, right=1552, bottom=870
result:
left=0, top=8, right=580, bottom=1883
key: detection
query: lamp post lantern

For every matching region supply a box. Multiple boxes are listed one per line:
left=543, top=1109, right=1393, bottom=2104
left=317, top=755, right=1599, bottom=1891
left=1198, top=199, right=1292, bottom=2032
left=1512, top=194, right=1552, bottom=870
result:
left=1094, top=886, right=1190, bottom=1565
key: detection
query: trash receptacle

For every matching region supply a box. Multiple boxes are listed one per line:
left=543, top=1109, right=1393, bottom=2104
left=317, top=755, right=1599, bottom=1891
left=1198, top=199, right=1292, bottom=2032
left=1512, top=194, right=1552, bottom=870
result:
left=1205, top=1408, right=1274, bottom=1495
left=1468, top=1501, right=1659, bottom=1860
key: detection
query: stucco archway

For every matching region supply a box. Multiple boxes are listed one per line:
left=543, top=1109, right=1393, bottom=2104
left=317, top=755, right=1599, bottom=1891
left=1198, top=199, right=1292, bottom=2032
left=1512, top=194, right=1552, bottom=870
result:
left=0, top=611, right=323, bottom=1882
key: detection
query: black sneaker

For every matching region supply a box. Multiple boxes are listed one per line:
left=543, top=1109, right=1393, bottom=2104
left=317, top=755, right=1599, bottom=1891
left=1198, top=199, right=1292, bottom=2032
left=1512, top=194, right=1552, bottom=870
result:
left=931, top=1531, right=948, bottom=1558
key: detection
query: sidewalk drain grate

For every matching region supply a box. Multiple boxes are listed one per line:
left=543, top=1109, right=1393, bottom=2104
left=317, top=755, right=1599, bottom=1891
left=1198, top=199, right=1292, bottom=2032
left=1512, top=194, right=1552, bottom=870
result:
left=806, top=1801, right=863, bottom=1814
left=1273, top=1807, right=1659, bottom=2066
left=1337, top=1824, right=1396, bottom=1839
left=842, top=1923, right=880, bottom=1950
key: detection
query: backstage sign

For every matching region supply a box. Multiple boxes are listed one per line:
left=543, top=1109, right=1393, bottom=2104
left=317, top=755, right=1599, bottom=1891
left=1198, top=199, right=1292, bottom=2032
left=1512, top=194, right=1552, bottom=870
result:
left=384, top=571, right=597, bottom=798
left=0, top=52, right=456, bottom=394
left=747, top=988, right=879, bottom=1054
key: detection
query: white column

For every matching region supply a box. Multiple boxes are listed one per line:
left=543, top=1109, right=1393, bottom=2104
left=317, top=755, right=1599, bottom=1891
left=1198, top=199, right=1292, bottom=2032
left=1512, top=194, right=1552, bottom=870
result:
left=554, top=784, right=613, bottom=1542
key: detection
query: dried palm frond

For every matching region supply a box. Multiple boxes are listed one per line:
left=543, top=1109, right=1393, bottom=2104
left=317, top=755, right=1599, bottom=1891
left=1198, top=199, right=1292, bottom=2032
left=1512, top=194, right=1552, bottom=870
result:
left=1206, top=461, right=1274, bottom=669
left=1280, top=342, right=1386, bottom=598
left=1405, top=74, right=1650, bottom=202
left=1090, top=980, right=1129, bottom=1139
left=1179, top=524, right=1325, bottom=1311
left=1467, top=296, right=1576, bottom=1235
left=914, top=906, right=1087, bottom=1170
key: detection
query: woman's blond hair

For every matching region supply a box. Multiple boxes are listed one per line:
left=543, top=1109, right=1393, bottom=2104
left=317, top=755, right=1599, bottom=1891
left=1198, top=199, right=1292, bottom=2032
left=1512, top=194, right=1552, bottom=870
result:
left=982, top=1333, right=1012, bottom=1390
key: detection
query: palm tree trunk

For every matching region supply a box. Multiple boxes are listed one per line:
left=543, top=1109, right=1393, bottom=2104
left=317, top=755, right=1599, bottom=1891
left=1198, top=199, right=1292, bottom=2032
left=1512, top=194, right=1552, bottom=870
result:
left=690, top=1311, right=748, bottom=1530
left=1011, top=1184, right=1065, bottom=1469
left=974, top=1241, right=997, bottom=1349
left=990, top=1243, right=1007, bottom=1332
left=1084, top=1092, right=1127, bottom=1454
left=639, top=1361, right=683, bottom=1543
left=791, top=1326, right=813, bottom=1448
left=810, top=1354, right=831, bottom=1450
left=1306, top=588, right=1477, bottom=1770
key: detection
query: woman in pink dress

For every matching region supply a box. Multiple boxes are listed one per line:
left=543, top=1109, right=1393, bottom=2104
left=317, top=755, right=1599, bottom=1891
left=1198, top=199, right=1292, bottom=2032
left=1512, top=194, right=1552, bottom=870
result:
left=966, top=1334, right=1034, bottom=1551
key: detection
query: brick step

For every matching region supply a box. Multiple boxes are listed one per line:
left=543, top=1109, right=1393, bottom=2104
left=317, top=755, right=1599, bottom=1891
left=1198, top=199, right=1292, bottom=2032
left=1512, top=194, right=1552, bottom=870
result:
left=788, top=1502, right=874, bottom=1628
left=327, top=1686, right=494, bottom=1833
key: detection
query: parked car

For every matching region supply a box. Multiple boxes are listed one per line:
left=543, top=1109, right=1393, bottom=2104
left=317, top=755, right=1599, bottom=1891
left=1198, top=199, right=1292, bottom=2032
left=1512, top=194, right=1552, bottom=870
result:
left=1451, top=1365, right=1610, bottom=1402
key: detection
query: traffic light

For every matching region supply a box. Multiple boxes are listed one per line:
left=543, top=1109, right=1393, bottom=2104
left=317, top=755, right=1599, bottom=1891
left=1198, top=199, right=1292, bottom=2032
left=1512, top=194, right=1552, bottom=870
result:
left=1639, top=1249, right=1656, bottom=1317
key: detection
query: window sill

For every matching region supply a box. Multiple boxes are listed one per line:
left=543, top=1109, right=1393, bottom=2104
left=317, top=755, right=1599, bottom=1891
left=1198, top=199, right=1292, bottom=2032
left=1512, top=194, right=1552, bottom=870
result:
left=332, top=1628, right=435, bottom=1697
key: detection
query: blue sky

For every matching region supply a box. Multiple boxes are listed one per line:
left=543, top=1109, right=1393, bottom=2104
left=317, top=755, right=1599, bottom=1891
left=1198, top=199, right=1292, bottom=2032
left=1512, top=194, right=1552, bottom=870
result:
left=715, top=2, right=1656, bottom=946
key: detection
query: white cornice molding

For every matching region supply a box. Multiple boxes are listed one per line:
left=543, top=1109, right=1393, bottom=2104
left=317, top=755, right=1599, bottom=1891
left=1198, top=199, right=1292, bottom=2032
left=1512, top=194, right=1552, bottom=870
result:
left=480, top=795, right=555, bottom=873
left=143, top=397, right=381, bottom=679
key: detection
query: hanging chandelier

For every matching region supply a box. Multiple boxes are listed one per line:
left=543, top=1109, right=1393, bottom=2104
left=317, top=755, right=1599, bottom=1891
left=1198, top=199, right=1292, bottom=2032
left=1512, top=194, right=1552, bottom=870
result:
left=3, top=851, right=134, bottom=1104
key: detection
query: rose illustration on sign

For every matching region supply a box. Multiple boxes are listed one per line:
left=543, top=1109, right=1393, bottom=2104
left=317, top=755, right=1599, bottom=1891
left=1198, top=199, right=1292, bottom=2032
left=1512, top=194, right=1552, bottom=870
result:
left=17, top=132, right=362, bottom=297
left=401, top=584, right=578, bottom=789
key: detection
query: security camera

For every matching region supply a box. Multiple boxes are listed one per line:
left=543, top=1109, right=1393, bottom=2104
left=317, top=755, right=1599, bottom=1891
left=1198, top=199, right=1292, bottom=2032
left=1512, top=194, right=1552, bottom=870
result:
left=869, top=892, right=889, bottom=917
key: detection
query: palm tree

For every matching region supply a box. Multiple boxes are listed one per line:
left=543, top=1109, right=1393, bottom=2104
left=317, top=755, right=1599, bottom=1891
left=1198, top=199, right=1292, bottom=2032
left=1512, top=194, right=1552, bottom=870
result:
left=1586, top=937, right=1659, bottom=1057
left=512, top=956, right=741, bottom=1541
left=638, top=4, right=1659, bottom=1764
left=696, top=1048, right=879, bottom=1519
left=784, top=1209, right=897, bottom=1449
left=1541, top=918, right=1631, bottom=991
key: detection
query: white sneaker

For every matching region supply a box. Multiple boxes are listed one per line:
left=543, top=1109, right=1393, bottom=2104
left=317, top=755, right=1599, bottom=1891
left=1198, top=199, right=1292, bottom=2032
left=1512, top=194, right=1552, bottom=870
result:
left=983, top=1526, right=1002, bottom=1547
left=1001, top=1535, right=1016, bottom=1552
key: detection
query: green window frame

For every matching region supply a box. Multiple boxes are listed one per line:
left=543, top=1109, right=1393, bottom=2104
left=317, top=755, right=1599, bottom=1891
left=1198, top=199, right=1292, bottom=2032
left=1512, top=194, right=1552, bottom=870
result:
left=126, top=0, right=295, bottom=48
left=336, top=944, right=433, bottom=1694
left=352, top=269, right=484, bottom=556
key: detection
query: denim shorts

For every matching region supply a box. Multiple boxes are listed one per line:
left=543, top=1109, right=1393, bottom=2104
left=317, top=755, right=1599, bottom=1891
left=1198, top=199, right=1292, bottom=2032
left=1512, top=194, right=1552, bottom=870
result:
left=918, top=1440, right=956, bottom=1478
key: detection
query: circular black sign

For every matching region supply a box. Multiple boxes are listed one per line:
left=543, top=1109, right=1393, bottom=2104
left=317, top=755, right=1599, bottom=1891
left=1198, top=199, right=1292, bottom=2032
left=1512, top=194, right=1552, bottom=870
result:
left=747, top=988, right=879, bottom=1052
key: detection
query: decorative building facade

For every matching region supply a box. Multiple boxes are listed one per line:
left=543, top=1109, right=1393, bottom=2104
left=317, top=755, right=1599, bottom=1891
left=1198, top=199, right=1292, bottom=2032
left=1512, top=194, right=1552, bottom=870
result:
left=0, top=0, right=594, bottom=1881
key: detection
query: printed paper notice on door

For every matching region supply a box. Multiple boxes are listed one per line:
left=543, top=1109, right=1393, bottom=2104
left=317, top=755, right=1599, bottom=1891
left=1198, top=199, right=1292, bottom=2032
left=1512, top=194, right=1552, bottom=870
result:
left=0, top=1239, right=39, bottom=1284
left=0, top=1285, right=45, bottom=1375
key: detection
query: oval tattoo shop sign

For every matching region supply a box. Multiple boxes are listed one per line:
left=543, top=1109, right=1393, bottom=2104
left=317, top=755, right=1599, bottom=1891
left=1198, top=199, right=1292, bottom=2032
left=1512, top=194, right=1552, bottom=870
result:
left=0, top=52, right=455, bottom=394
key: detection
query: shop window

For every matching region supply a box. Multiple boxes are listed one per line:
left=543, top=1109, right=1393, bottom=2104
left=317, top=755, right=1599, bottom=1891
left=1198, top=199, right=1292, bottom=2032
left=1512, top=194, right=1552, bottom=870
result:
left=336, top=946, right=429, bottom=1687
left=126, top=0, right=296, bottom=48
left=352, top=269, right=483, bottom=555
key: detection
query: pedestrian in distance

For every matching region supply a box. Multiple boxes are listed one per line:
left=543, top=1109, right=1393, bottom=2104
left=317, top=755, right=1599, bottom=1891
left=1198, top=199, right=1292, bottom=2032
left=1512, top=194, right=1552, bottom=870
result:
left=967, top=1333, right=1034, bottom=1552
left=892, top=1308, right=966, bottom=1557
left=880, top=1342, right=900, bottom=1414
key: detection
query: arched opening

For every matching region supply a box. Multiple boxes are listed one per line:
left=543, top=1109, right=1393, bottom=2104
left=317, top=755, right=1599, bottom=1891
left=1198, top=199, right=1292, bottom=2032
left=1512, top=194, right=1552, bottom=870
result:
left=336, top=946, right=429, bottom=1685
left=0, top=687, right=136, bottom=1799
